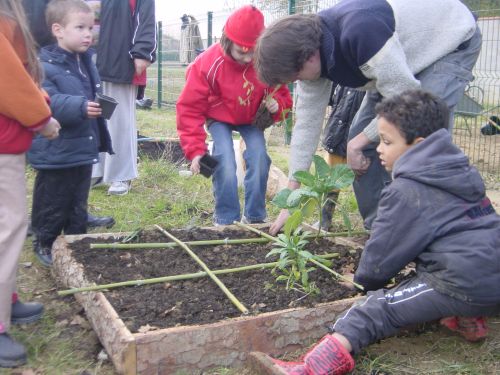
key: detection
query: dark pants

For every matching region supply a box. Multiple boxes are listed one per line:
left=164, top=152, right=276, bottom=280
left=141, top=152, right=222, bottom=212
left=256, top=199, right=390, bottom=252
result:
left=32, top=165, right=92, bottom=248
left=331, top=275, right=500, bottom=354
left=348, top=27, right=483, bottom=229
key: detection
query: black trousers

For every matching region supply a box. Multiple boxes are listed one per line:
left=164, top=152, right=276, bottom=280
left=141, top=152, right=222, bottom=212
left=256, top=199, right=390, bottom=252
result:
left=331, top=275, right=500, bottom=354
left=31, top=165, right=92, bottom=248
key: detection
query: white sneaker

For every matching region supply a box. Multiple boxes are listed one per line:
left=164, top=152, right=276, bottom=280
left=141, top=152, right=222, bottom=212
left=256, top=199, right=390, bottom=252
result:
left=108, top=181, right=130, bottom=196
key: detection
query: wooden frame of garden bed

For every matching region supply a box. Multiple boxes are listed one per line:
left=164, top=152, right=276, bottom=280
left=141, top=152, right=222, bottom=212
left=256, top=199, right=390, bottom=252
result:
left=52, top=227, right=363, bottom=375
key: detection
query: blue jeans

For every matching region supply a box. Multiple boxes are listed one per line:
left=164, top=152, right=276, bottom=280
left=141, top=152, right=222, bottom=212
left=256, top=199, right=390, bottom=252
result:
left=208, top=122, right=271, bottom=225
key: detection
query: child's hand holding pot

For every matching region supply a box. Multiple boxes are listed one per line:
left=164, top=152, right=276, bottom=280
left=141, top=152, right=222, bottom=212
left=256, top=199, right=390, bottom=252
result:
left=190, top=154, right=203, bottom=175
left=87, top=101, right=102, bottom=118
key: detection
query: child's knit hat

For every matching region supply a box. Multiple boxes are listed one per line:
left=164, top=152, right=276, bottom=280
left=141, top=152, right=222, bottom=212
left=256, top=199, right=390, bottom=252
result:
left=224, top=5, right=264, bottom=48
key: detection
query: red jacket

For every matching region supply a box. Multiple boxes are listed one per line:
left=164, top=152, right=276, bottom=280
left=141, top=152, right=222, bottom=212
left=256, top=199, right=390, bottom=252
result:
left=176, top=43, right=292, bottom=160
left=0, top=17, right=51, bottom=154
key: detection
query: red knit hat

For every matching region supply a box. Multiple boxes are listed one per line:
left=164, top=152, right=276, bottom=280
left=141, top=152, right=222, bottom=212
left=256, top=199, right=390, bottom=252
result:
left=224, top=5, right=264, bottom=49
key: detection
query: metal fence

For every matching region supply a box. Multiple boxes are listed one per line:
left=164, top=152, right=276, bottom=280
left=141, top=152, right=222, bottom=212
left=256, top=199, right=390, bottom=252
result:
left=145, top=0, right=500, bottom=181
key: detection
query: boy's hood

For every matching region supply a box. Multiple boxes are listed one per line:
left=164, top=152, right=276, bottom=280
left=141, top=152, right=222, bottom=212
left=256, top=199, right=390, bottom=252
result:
left=392, top=129, right=485, bottom=202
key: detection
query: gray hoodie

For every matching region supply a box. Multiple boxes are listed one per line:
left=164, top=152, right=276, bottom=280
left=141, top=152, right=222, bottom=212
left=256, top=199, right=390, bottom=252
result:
left=355, top=129, right=500, bottom=305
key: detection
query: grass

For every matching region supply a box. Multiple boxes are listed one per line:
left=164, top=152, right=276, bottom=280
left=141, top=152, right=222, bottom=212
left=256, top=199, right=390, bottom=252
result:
left=4, top=107, right=499, bottom=374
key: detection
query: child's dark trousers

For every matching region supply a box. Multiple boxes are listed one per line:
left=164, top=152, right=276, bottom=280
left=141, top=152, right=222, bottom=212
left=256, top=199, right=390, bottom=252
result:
left=32, top=165, right=92, bottom=248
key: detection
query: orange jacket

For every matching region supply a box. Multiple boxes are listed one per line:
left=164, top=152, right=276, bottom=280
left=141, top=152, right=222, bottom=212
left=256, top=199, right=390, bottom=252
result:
left=176, top=43, right=292, bottom=160
left=0, top=16, right=51, bottom=154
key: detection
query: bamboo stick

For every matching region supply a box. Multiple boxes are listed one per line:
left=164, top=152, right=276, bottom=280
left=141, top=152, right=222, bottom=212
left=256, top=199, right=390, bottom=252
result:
left=234, top=221, right=275, bottom=241
left=57, top=253, right=341, bottom=296
left=89, top=230, right=367, bottom=250
left=310, top=259, right=364, bottom=291
left=154, top=225, right=249, bottom=315
left=235, top=222, right=364, bottom=290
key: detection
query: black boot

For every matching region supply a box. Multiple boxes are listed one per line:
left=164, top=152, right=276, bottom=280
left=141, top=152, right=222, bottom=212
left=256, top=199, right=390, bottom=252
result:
left=11, top=293, right=44, bottom=325
left=33, top=240, right=52, bottom=267
left=320, top=191, right=339, bottom=231
left=0, top=333, right=27, bottom=368
left=87, top=213, right=115, bottom=229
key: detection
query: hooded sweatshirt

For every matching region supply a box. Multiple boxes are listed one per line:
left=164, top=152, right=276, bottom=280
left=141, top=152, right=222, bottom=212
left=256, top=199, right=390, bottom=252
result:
left=355, top=129, right=500, bottom=305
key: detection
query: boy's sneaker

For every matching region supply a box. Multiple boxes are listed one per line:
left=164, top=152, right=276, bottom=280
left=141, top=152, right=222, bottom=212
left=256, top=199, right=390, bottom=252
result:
left=11, top=297, right=44, bottom=325
left=440, top=316, right=488, bottom=342
left=108, top=181, right=130, bottom=196
left=0, top=333, right=27, bottom=368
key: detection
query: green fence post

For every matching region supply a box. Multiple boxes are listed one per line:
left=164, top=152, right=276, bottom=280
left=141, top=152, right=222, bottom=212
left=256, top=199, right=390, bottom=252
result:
left=285, top=0, right=296, bottom=145
left=207, top=11, right=213, bottom=47
left=157, top=21, right=162, bottom=109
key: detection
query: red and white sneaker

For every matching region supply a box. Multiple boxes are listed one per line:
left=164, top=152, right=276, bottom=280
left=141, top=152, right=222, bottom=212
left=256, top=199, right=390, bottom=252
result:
left=440, top=316, right=488, bottom=342
left=249, top=334, right=355, bottom=375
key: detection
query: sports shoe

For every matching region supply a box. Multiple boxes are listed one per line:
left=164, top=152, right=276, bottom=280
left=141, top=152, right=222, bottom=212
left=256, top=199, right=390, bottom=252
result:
left=250, top=334, right=355, bottom=375
left=241, top=216, right=267, bottom=224
left=0, top=333, right=27, bottom=368
left=11, top=293, right=44, bottom=325
left=440, top=316, right=488, bottom=342
left=108, top=181, right=130, bottom=196
left=136, top=98, right=153, bottom=109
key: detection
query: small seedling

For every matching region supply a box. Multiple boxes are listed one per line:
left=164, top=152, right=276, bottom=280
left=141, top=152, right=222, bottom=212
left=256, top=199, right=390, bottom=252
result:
left=272, top=156, right=355, bottom=234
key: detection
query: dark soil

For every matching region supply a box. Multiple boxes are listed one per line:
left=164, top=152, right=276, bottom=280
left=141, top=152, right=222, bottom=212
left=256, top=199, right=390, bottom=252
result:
left=68, top=227, right=363, bottom=333
left=138, top=138, right=186, bottom=164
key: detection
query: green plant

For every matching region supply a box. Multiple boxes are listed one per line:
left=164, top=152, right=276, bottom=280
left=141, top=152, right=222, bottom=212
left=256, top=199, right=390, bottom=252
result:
left=266, top=226, right=332, bottom=296
left=272, top=156, right=355, bottom=234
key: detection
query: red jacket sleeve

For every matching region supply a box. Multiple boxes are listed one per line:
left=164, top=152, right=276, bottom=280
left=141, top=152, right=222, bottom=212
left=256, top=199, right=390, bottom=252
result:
left=176, top=62, right=211, bottom=160
left=270, top=84, right=293, bottom=123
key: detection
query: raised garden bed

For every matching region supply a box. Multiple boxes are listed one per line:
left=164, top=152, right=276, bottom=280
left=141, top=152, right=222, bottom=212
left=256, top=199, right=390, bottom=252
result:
left=52, top=225, right=365, bottom=374
left=137, top=136, right=186, bottom=164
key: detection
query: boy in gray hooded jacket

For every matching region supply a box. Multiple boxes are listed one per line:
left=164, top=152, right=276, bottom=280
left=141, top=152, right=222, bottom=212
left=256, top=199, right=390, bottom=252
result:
left=251, top=90, right=500, bottom=375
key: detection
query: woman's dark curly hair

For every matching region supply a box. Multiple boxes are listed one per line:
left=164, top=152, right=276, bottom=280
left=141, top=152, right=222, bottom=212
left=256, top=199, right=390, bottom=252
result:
left=375, top=90, right=450, bottom=144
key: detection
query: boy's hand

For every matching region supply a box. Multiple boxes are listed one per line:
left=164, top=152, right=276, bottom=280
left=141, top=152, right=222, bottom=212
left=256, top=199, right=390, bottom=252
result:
left=38, top=117, right=61, bottom=140
left=87, top=101, right=102, bottom=118
left=190, top=154, right=203, bottom=175
left=265, top=97, right=279, bottom=114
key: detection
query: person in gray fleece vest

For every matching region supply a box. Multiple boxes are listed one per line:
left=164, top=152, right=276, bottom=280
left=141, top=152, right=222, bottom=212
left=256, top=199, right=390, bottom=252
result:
left=250, top=90, right=500, bottom=375
left=254, top=0, right=482, bottom=233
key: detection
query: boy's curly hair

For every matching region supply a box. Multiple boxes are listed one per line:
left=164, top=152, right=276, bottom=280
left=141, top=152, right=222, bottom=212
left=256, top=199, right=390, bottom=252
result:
left=254, top=14, right=322, bottom=86
left=375, top=90, right=449, bottom=144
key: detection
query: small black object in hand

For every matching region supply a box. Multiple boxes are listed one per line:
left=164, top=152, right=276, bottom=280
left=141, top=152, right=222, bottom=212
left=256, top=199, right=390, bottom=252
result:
left=199, top=154, right=219, bottom=178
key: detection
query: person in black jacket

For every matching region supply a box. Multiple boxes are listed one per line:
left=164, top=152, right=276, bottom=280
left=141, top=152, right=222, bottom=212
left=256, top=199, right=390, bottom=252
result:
left=318, top=85, right=364, bottom=231
left=27, top=0, right=113, bottom=266
left=252, top=90, right=500, bottom=375
left=92, top=0, right=157, bottom=196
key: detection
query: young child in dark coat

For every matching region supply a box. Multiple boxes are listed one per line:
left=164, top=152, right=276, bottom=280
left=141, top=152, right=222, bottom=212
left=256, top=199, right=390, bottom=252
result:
left=28, top=0, right=113, bottom=267
left=252, top=90, right=500, bottom=375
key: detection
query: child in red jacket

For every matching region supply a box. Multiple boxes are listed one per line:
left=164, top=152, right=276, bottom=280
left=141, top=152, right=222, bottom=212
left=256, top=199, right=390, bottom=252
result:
left=176, top=5, right=292, bottom=225
left=0, top=0, right=60, bottom=366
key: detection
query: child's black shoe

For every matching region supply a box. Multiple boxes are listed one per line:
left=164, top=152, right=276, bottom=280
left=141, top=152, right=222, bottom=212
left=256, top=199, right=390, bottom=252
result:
left=0, top=333, right=26, bottom=368
left=11, top=295, right=44, bottom=325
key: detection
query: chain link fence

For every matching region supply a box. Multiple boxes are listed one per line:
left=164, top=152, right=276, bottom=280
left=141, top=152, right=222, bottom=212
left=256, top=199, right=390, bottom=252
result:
left=144, top=0, right=500, bottom=181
